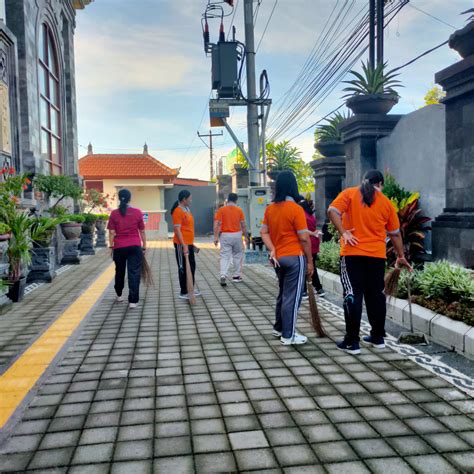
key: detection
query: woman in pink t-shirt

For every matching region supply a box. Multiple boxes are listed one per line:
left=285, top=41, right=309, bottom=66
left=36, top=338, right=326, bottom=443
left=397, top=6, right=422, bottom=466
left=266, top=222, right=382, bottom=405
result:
left=107, top=189, right=147, bottom=309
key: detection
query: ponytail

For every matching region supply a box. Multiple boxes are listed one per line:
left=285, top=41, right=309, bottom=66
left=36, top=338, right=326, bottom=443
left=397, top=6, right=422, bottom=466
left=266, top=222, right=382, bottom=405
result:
left=359, top=170, right=384, bottom=207
left=171, top=189, right=191, bottom=215
left=118, top=188, right=131, bottom=216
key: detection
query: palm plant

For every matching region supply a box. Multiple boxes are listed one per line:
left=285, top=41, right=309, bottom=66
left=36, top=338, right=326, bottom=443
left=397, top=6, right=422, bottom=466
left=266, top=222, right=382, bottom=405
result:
left=6, top=211, right=33, bottom=282
left=316, top=110, right=352, bottom=142
left=342, top=61, right=403, bottom=97
left=30, top=217, right=63, bottom=248
left=267, top=141, right=302, bottom=172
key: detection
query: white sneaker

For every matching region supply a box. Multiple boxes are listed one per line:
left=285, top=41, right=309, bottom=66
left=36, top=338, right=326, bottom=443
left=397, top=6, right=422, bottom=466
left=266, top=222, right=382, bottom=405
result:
left=281, top=334, right=308, bottom=345
left=194, top=289, right=202, bottom=296
left=179, top=293, right=189, bottom=300
left=116, top=296, right=124, bottom=303
left=272, top=329, right=282, bottom=338
left=129, top=303, right=138, bottom=309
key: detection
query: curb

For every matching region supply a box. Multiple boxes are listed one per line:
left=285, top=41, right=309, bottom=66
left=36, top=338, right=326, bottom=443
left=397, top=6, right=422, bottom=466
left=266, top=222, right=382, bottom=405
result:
left=317, top=269, right=474, bottom=360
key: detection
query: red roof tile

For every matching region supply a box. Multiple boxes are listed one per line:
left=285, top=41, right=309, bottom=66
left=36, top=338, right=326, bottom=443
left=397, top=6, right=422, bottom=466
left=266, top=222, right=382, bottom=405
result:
left=78, top=153, right=178, bottom=179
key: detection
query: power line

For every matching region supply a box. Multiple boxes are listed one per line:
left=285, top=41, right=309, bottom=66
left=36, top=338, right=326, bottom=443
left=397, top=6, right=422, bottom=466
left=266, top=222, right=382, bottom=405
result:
left=256, top=0, right=279, bottom=53
left=408, top=3, right=457, bottom=30
left=392, top=39, right=449, bottom=72
left=226, top=0, right=239, bottom=39
left=79, top=144, right=211, bottom=152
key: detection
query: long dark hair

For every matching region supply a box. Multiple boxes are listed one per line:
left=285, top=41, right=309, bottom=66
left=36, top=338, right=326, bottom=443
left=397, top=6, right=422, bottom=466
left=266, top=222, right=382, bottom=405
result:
left=171, top=189, right=191, bottom=215
left=298, top=195, right=313, bottom=215
left=274, top=171, right=300, bottom=203
left=118, top=188, right=131, bottom=216
left=360, top=170, right=384, bottom=207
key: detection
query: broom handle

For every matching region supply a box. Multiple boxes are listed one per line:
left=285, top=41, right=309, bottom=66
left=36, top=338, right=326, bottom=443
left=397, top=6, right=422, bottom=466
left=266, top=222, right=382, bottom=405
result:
left=407, top=274, right=413, bottom=333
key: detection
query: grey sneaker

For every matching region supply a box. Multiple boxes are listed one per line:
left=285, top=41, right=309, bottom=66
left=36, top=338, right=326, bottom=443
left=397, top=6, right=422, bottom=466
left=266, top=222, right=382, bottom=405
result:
left=220, top=277, right=227, bottom=287
left=129, top=303, right=138, bottom=309
left=179, top=293, right=189, bottom=300
left=194, top=289, right=202, bottom=296
left=281, top=334, right=307, bottom=345
left=272, top=329, right=282, bottom=338
left=116, top=296, right=124, bottom=303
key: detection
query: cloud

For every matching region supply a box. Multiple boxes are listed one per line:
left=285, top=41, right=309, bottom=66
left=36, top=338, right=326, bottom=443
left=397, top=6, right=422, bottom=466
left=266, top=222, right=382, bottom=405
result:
left=75, top=24, right=209, bottom=98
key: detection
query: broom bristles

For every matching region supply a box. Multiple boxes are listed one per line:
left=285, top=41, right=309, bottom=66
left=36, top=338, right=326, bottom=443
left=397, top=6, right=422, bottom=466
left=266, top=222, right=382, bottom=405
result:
left=384, top=267, right=401, bottom=298
left=307, top=279, right=326, bottom=337
left=141, top=256, right=154, bottom=287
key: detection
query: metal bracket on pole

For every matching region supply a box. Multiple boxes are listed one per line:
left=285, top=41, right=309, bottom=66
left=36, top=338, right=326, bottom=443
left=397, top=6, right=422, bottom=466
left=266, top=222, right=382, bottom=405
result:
left=222, top=118, right=252, bottom=166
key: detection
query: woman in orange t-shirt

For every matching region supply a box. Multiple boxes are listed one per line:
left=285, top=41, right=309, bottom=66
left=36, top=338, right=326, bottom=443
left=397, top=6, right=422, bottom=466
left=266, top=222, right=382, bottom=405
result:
left=328, top=170, right=411, bottom=355
left=261, top=171, right=313, bottom=346
left=171, top=190, right=200, bottom=300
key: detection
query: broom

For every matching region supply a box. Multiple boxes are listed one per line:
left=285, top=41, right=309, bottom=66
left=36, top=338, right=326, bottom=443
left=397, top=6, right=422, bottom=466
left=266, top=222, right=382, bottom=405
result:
left=184, top=253, right=196, bottom=305
left=307, top=277, right=326, bottom=337
left=141, top=253, right=154, bottom=287
left=384, top=266, right=401, bottom=298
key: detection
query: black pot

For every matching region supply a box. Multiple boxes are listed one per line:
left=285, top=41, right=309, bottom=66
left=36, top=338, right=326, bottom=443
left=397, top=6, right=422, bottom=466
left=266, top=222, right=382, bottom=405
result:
left=449, top=21, right=474, bottom=59
left=6, top=276, right=27, bottom=303
left=315, top=140, right=345, bottom=158
left=81, top=222, right=96, bottom=234
left=346, top=93, right=399, bottom=115
left=267, top=170, right=281, bottom=181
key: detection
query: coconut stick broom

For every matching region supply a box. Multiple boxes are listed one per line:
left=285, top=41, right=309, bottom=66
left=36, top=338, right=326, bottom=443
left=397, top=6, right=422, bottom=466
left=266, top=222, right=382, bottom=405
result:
left=307, top=277, right=326, bottom=337
left=141, top=253, right=154, bottom=287
left=185, top=253, right=196, bottom=305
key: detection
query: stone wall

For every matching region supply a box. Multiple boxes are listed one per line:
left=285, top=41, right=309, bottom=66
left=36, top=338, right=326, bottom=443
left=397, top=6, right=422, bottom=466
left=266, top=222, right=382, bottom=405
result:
left=377, top=104, right=447, bottom=250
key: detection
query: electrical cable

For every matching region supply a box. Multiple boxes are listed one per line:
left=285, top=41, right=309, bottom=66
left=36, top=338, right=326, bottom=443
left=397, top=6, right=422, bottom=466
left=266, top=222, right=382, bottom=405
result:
left=255, top=0, right=279, bottom=53
left=408, top=3, right=457, bottom=30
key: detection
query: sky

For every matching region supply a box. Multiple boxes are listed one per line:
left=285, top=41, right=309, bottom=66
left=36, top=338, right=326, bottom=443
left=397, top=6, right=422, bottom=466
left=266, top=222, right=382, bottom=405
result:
left=74, top=0, right=471, bottom=180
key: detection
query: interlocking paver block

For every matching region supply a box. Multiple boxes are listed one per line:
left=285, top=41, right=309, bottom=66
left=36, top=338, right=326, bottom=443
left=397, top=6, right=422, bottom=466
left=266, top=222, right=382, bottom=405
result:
left=114, top=440, right=153, bottom=461
left=117, top=424, right=153, bottom=442
left=303, top=424, right=341, bottom=443
left=424, top=433, right=471, bottom=452
left=312, top=441, right=358, bottom=463
left=111, top=460, right=153, bottom=474
left=154, top=456, right=194, bottom=473
left=229, top=430, right=269, bottom=450
left=337, top=422, right=378, bottom=440
left=30, top=447, right=74, bottom=469
left=325, top=461, right=371, bottom=474
left=194, top=434, right=231, bottom=453
left=235, top=448, right=278, bottom=470
left=406, top=454, right=459, bottom=473
left=154, top=436, right=192, bottom=457
left=266, top=427, right=306, bottom=446
left=195, top=452, right=237, bottom=473
left=388, top=436, right=435, bottom=456
left=366, top=457, right=415, bottom=474
left=351, top=438, right=396, bottom=458
left=275, top=444, right=318, bottom=466
left=71, top=443, right=114, bottom=465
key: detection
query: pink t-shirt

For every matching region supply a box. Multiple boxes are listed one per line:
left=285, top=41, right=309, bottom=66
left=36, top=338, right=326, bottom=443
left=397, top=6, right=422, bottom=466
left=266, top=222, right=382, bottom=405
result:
left=107, top=207, right=145, bottom=249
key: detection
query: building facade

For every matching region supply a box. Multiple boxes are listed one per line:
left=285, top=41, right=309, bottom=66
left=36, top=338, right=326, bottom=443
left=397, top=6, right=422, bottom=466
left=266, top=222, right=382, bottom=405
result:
left=1, top=0, right=92, bottom=196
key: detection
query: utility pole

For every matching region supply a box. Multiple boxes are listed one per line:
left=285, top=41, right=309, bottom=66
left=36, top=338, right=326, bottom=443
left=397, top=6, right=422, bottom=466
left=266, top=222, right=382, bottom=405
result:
left=197, top=130, right=223, bottom=180
left=376, top=0, right=384, bottom=65
left=244, top=0, right=260, bottom=186
left=369, top=0, right=376, bottom=69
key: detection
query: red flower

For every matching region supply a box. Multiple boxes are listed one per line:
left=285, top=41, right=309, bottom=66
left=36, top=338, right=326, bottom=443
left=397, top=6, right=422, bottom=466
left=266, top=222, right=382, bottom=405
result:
left=8, top=167, right=15, bottom=175
left=22, top=185, right=28, bottom=190
left=1, top=168, right=6, bottom=174
left=25, top=178, right=31, bottom=185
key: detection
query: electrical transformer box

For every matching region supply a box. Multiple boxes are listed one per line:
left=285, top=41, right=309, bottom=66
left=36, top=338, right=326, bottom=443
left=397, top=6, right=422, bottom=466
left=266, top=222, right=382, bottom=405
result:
left=211, top=41, right=239, bottom=98
left=247, top=186, right=271, bottom=238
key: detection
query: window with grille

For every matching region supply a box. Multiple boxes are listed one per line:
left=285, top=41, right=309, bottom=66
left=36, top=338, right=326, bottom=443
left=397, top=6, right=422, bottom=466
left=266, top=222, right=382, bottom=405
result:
left=38, top=23, right=62, bottom=175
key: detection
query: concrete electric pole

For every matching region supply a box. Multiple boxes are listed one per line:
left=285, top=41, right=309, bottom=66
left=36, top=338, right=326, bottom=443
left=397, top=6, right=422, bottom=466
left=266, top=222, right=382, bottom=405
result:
left=244, top=0, right=260, bottom=186
left=197, top=130, right=223, bottom=180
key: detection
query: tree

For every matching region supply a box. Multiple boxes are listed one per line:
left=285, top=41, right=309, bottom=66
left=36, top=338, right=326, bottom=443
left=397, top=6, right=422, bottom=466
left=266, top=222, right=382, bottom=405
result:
left=267, top=141, right=301, bottom=172
left=293, top=159, right=315, bottom=193
left=423, top=86, right=445, bottom=106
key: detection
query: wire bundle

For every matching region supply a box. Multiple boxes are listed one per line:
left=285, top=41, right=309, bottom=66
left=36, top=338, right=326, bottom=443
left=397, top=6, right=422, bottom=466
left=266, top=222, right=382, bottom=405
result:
left=267, top=0, right=409, bottom=143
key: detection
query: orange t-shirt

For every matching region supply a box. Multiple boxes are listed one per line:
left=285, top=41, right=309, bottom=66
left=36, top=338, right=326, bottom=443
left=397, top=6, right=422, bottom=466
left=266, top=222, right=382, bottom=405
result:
left=329, top=186, right=400, bottom=259
left=214, top=204, right=245, bottom=233
left=172, top=207, right=195, bottom=245
left=262, top=200, right=308, bottom=259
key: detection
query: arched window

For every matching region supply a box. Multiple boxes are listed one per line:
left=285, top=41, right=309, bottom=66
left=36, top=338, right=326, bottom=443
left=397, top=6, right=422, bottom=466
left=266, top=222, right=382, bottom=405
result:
left=38, top=23, right=62, bottom=175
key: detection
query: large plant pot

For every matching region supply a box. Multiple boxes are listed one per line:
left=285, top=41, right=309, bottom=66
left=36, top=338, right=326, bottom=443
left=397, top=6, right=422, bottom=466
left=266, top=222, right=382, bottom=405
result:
left=267, top=170, right=282, bottom=181
left=346, top=93, right=399, bottom=115
left=449, top=21, right=474, bottom=59
left=6, top=276, right=26, bottom=303
left=61, top=223, right=82, bottom=240
left=28, top=247, right=56, bottom=283
left=95, top=219, right=107, bottom=232
left=81, top=222, right=96, bottom=235
left=315, top=140, right=345, bottom=158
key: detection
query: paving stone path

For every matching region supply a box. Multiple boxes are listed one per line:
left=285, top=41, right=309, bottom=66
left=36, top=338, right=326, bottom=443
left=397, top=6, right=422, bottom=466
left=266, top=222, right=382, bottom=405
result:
left=0, top=243, right=473, bottom=473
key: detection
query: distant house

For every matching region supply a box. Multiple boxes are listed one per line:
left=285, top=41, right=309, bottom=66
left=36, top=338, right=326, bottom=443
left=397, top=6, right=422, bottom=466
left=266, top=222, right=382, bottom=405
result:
left=78, top=144, right=178, bottom=238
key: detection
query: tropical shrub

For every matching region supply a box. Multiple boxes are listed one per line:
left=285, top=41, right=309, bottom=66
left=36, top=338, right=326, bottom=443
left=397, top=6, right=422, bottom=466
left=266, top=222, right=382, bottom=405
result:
left=0, top=223, right=11, bottom=234
left=82, top=213, right=98, bottom=225
left=82, top=189, right=110, bottom=214
left=267, top=141, right=302, bottom=172
left=382, top=174, right=431, bottom=265
left=6, top=211, right=33, bottom=281
left=63, top=214, right=85, bottom=224
left=94, top=213, right=110, bottom=221
left=343, top=61, right=403, bottom=97
left=315, top=110, right=351, bottom=142
left=317, top=241, right=340, bottom=275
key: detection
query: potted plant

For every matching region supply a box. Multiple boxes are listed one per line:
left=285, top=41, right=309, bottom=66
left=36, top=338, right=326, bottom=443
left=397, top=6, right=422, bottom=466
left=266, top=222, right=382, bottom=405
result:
left=95, top=213, right=109, bottom=232
left=342, top=61, right=402, bottom=115
left=0, top=223, right=11, bottom=241
left=61, top=214, right=85, bottom=240
left=315, top=110, right=351, bottom=157
left=449, top=10, right=474, bottom=59
left=28, top=217, right=63, bottom=283
left=5, top=211, right=33, bottom=302
left=81, top=213, right=98, bottom=234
